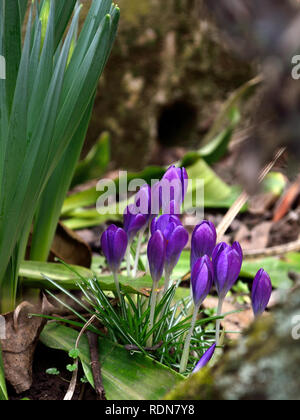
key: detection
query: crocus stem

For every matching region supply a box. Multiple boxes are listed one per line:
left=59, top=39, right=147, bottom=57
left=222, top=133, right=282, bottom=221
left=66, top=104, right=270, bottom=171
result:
left=126, top=243, right=132, bottom=277
left=113, top=271, right=122, bottom=303
left=132, top=228, right=146, bottom=278
left=145, top=225, right=151, bottom=274
left=215, top=298, right=224, bottom=346
left=180, top=304, right=199, bottom=373
left=163, top=269, right=171, bottom=295
left=147, top=283, right=158, bottom=347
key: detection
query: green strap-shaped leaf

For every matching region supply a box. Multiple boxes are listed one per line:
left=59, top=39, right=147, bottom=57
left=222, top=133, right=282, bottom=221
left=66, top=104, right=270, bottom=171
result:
left=0, top=345, right=8, bottom=401
left=18, top=0, right=28, bottom=25
left=40, top=323, right=183, bottom=400
left=53, top=0, right=77, bottom=49
left=19, top=260, right=160, bottom=295
left=30, top=96, right=95, bottom=262
left=4, top=0, right=22, bottom=111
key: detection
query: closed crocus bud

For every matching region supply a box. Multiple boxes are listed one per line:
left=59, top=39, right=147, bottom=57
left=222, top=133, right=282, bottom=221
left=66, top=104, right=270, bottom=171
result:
left=123, top=204, right=148, bottom=241
left=192, top=343, right=216, bottom=374
left=160, top=166, right=188, bottom=214
left=151, top=214, right=182, bottom=238
left=191, top=221, right=217, bottom=269
left=147, top=231, right=166, bottom=284
left=252, top=269, right=272, bottom=317
left=134, top=184, right=152, bottom=217
left=191, top=256, right=214, bottom=307
left=152, top=215, right=188, bottom=275
left=101, top=225, right=128, bottom=273
left=212, top=242, right=243, bottom=300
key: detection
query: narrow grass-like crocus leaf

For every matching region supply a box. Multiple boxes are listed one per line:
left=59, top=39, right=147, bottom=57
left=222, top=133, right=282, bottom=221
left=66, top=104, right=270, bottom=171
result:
left=40, top=323, right=183, bottom=400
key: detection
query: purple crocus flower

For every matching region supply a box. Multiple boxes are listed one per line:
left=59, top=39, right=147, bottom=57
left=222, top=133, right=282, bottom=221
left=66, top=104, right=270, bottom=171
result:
left=147, top=231, right=167, bottom=284
left=156, top=166, right=188, bottom=214
left=191, top=221, right=217, bottom=270
left=212, top=242, right=243, bottom=300
left=252, top=269, right=272, bottom=317
left=191, top=256, right=214, bottom=307
left=134, top=184, right=152, bottom=217
left=123, top=204, right=148, bottom=241
left=192, top=344, right=216, bottom=374
left=101, top=225, right=128, bottom=273
left=151, top=215, right=188, bottom=275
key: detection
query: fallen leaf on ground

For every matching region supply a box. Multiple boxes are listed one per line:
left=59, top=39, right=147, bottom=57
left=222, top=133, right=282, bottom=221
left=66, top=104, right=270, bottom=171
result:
left=0, top=297, right=54, bottom=393
left=204, top=297, right=253, bottom=340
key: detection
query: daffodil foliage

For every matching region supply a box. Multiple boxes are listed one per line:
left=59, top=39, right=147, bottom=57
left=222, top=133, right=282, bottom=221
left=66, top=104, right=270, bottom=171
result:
left=0, top=0, right=119, bottom=312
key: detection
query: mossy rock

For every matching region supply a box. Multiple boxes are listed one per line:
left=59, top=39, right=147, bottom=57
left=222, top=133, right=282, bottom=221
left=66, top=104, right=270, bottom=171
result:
left=166, top=285, right=300, bottom=400
left=81, top=0, right=253, bottom=169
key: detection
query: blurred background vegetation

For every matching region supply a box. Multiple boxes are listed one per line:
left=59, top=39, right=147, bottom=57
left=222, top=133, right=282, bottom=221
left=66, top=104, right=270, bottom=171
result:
left=81, top=0, right=253, bottom=170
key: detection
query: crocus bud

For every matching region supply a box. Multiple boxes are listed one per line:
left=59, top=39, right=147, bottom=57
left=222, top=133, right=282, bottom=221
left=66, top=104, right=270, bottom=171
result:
left=151, top=215, right=188, bottom=275
left=192, top=343, right=216, bottom=374
left=160, top=166, right=188, bottom=214
left=123, top=204, right=148, bottom=241
left=191, top=221, right=217, bottom=269
left=147, top=231, right=166, bottom=284
left=134, top=184, right=152, bottom=217
left=212, top=242, right=243, bottom=300
left=191, top=256, right=214, bottom=307
left=101, top=225, right=128, bottom=273
left=151, top=214, right=182, bottom=238
left=252, top=269, right=272, bottom=317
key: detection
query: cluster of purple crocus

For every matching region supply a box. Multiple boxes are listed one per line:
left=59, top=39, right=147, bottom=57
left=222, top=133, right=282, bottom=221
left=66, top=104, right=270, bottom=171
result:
left=101, top=165, right=273, bottom=373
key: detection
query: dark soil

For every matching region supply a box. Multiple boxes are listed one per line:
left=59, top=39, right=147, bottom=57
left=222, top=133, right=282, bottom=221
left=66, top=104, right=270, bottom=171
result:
left=8, top=343, right=97, bottom=401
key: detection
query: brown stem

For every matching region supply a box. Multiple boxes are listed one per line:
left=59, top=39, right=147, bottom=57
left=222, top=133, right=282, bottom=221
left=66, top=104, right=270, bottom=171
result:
left=124, top=341, right=163, bottom=352
left=86, top=331, right=106, bottom=401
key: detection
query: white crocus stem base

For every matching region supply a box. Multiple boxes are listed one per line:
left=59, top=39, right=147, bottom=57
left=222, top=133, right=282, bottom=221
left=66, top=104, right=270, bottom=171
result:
left=147, top=282, right=158, bottom=347
left=132, top=227, right=146, bottom=278
left=126, top=241, right=133, bottom=278
left=180, top=304, right=200, bottom=373
left=215, top=298, right=224, bottom=346
left=163, top=269, right=172, bottom=295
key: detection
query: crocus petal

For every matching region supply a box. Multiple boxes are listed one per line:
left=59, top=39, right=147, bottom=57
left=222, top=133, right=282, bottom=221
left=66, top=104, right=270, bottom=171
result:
left=191, top=256, right=214, bottom=306
left=147, top=231, right=166, bottom=283
left=151, top=214, right=181, bottom=239
left=135, top=184, right=151, bottom=215
left=191, top=221, right=217, bottom=269
left=252, top=269, right=272, bottom=317
left=165, top=226, right=189, bottom=273
left=112, top=228, right=128, bottom=271
left=177, top=167, right=188, bottom=201
left=193, top=344, right=216, bottom=374
left=101, top=225, right=128, bottom=273
left=123, top=205, right=148, bottom=240
left=161, top=166, right=188, bottom=212
left=212, top=242, right=243, bottom=299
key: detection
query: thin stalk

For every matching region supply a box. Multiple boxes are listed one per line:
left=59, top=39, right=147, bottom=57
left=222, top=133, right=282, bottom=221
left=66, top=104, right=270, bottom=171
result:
left=145, top=221, right=152, bottom=274
left=132, top=227, right=146, bottom=278
left=147, top=282, right=158, bottom=347
left=113, top=271, right=122, bottom=303
left=215, top=298, right=224, bottom=346
left=180, top=304, right=199, bottom=373
left=158, top=268, right=171, bottom=304
left=163, top=269, right=171, bottom=295
left=126, top=243, right=132, bottom=278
